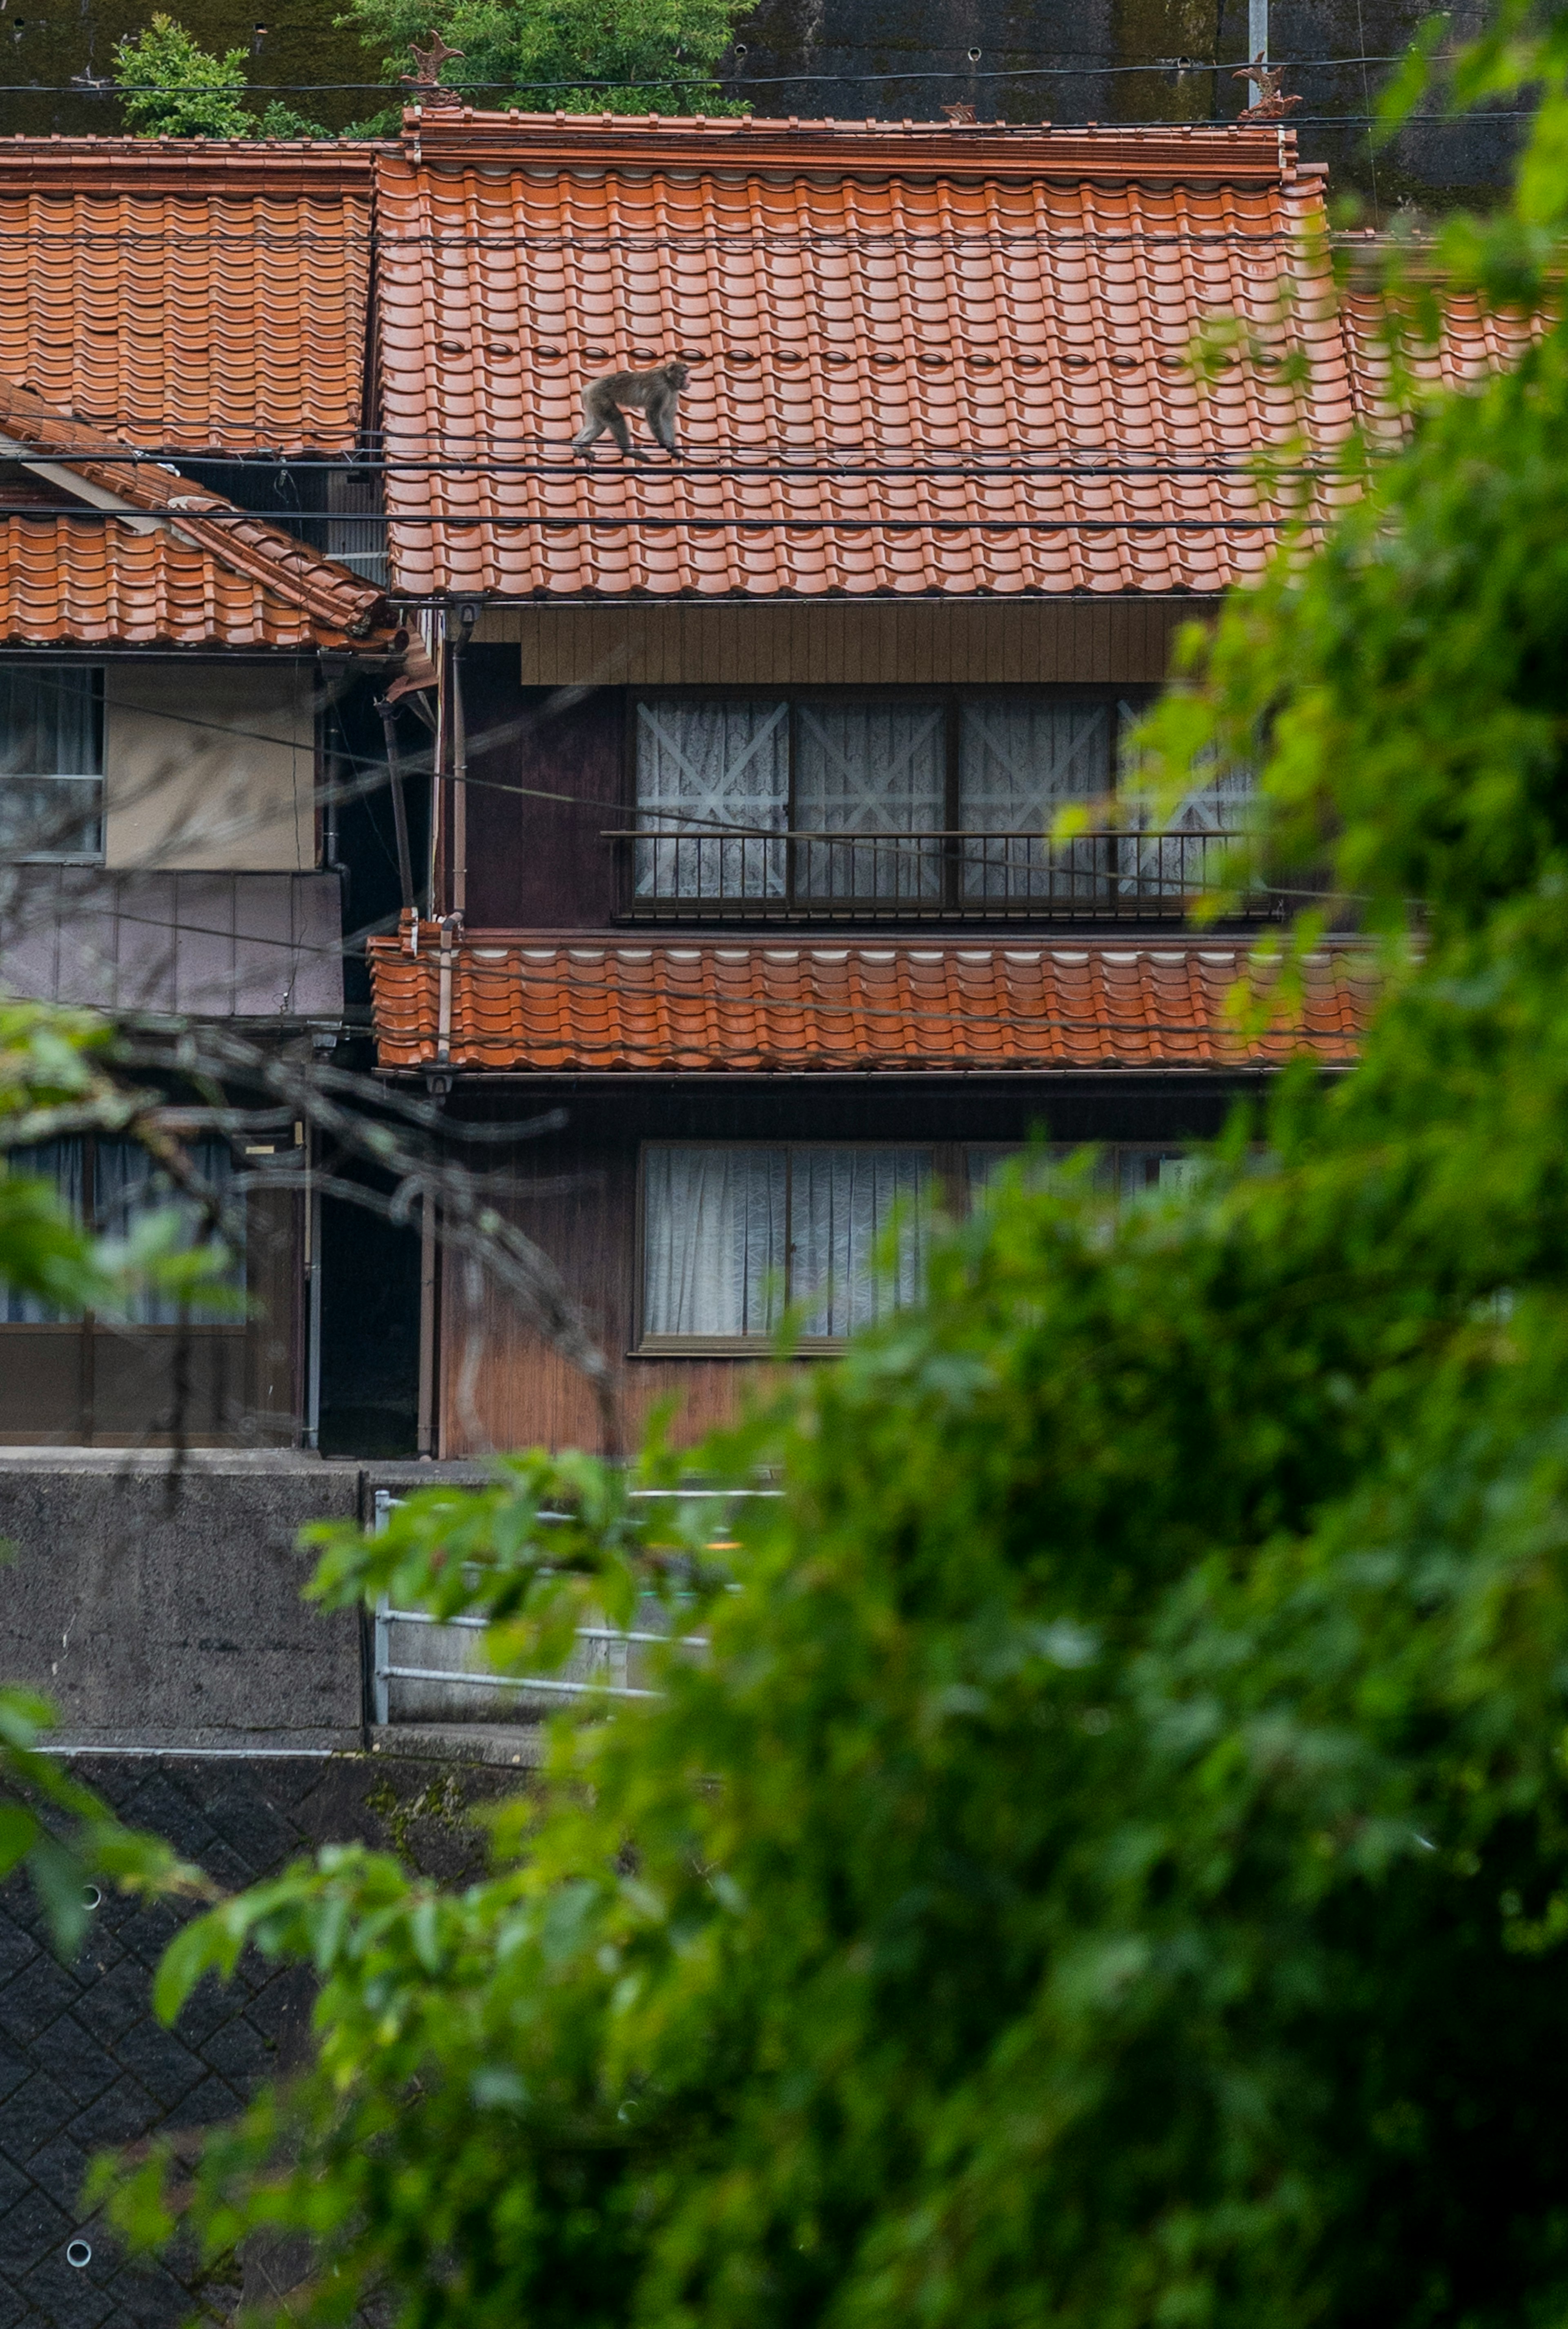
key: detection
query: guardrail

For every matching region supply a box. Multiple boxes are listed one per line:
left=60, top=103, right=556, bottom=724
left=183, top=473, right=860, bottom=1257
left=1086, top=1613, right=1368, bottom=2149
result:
left=606, top=826, right=1269, bottom=923
left=370, top=1487, right=777, bottom=1724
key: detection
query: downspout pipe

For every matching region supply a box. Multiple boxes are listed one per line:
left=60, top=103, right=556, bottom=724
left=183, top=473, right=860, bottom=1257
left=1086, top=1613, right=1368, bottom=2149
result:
left=376, top=696, right=418, bottom=932
left=450, top=598, right=479, bottom=923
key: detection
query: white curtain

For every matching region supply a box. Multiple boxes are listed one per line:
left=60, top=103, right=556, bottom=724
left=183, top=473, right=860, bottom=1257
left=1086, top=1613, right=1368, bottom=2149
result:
left=793, top=1149, right=931, bottom=1338
left=643, top=1147, right=786, bottom=1337
left=0, top=665, right=102, bottom=860
left=796, top=705, right=945, bottom=900
left=95, top=1136, right=244, bottom=1325
left=635, top=702, right=789, bottom=900
left=644, top=1147, right=933, bottom=1340
left=2, top=1137, right=85, bottom=1322
left=959, top=700, right=1113, bottom=902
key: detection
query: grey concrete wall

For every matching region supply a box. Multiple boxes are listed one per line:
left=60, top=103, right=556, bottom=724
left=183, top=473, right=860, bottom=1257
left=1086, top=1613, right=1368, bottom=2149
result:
left=0, top=1454, right=365, bottom=1750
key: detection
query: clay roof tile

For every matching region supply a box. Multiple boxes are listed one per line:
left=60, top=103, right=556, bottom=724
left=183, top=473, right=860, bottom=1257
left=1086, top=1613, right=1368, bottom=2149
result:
left=367, top=931, right=1375, bottom=1074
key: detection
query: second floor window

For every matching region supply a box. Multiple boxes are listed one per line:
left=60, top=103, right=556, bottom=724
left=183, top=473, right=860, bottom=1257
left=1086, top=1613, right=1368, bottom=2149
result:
left=630, top=693, right=1252, bottom=915
left=0, top=665, right=103, bottom=862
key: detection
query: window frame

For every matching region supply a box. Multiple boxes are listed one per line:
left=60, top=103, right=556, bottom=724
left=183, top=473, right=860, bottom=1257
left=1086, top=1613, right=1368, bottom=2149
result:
left=636, top=1139, right=1206, bottom=1358
left=0, top=660, right=106, bottom=864
left=633, top=1138, right=940, bottom=1356
left=623, top=684, right=1149, bottom=917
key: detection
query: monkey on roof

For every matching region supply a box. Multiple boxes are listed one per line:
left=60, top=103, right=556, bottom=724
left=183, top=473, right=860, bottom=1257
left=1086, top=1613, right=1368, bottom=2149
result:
left=572, top=360, right=690, bottom=459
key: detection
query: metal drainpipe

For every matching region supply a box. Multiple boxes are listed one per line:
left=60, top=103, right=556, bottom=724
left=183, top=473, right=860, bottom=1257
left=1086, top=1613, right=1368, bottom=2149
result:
left=416, top=1188, right=439, bottom=1460
left=305, top=1125, right=322, bottom=1450
left=428, top=609, right=448, bottom=915
left=417, top=914, right=461, bottom=1462
left=377, top=698, right=417, bottom=925
left=450, top=608, right=474, bottom=922
left=1248, top=0, right=1267, bottom=59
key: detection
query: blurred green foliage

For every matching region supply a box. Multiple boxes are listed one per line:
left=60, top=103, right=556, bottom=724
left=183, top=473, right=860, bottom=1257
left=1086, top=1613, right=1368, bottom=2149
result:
left=91, top=20, right=1568, bottom=2329
left=0, top=1001, right=232, bottom=1948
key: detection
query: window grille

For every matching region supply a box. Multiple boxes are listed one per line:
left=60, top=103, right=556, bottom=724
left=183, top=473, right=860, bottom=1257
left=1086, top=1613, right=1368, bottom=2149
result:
left=634, top=700, right=788, bottom=899
left=795, top=704, right=945, bottom=900
left=624, top=691, right=1255, bottom=918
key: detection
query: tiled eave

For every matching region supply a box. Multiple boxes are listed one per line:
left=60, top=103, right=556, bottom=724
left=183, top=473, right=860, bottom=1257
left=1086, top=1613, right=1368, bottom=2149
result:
left=368, top=931, right=1375, bottom=1075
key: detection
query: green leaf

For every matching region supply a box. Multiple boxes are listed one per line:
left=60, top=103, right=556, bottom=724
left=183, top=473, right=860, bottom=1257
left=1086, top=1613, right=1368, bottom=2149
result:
left=0, top=1802, right=39, bottom=1880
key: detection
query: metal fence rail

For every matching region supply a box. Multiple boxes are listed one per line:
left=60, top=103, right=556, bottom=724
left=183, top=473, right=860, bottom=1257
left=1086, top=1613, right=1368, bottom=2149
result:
left=607, top=826, right=1269, bottom=923
left=370, top=1487, right=776, bottom=1725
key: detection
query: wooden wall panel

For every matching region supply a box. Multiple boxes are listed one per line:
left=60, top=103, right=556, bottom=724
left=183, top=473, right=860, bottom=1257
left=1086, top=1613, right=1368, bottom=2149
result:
left=473, top=598, right=1220, bottom=688
left=463, top=655, right=624, bottom=930
left=437, top=1137, right=796, bottom=1458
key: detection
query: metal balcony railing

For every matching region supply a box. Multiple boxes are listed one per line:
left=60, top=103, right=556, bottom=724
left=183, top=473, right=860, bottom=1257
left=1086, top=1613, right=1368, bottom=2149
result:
left=606, top=826, right=1271, bottom=923
left=371, top=1487, right=776, bottom=1725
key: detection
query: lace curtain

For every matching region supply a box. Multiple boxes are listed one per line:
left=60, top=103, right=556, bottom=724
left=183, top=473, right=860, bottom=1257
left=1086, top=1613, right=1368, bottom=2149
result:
left=643, top=1145, right=931, bottom=1340
left=795, top=706, right=945, bottom=901
left=635, top=701, right=789, bottom=900
left=959, top=700, right=1114, bottom=901
left=642, top=1147, right=786, bottom=1336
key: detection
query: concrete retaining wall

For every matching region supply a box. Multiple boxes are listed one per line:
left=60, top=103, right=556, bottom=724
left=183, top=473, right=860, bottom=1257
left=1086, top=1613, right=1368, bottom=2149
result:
left=0, top=1453, right=367, bottom=1750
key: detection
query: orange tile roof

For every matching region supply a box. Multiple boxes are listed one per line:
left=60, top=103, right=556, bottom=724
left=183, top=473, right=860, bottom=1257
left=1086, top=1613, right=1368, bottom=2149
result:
left=367, top=932, right=1374, bottom=1073
left=1340, top=285, right=1542, bottom=441
left=376, top=111, right=1540, bottom=603
left=0, top=141, right=375, bottom=453
left=0, top=376, right=389, bottom=648
left=377, top=113, right=1342, bottom=601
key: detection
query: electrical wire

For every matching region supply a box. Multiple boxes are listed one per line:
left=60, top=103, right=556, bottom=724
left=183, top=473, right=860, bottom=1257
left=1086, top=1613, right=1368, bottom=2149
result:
left=0, top=510, right=1312, bottom=528
left=0, top=52, right=1480, bottom=92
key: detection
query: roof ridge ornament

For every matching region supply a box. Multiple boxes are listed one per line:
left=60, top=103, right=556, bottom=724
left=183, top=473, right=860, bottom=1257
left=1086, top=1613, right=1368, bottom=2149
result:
left=402, top=29, right=465, bottom=108
left=1233, top=54, right=1302, bottom=121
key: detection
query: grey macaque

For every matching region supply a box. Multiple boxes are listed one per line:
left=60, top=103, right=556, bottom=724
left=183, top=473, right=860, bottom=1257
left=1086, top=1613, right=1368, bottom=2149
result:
left=572, top=359, right=690, bottom=459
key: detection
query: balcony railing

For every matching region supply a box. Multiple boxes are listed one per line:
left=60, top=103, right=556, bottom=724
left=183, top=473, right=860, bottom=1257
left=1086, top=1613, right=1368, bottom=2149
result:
left=606, top=826, right=1272, bottom=923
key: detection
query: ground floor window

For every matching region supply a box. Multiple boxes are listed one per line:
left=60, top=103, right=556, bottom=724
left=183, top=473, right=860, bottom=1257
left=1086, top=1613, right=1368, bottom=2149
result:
left=641, top=1143, right=932, bottom=1347
left=639, top=1141, right=1203, bottom=1354
left=966, top=1144, right=1203, bottom=1205
left=1, top=1133, right=243, bottom=1323
left=0, top=1132, right=293, bottom=1447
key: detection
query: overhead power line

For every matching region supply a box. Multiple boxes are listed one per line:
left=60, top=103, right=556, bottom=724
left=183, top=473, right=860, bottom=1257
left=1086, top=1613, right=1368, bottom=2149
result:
left=1, top=52, right=1469, bottom=93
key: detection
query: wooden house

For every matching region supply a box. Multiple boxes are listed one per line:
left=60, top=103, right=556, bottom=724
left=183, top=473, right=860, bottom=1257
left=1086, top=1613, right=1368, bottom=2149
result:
left=359, top=109, right=1477, bottom=1458
left=0, top=138, right=407, bottom=1444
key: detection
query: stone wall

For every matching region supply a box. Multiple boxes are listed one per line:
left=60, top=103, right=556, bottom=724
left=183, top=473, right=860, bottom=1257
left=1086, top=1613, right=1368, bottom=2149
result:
left=0, top=1454, right=365, bottom=1752
left=0, top=1751, right=523, bottom=2328
left=0, top=1452, right=523, bottom=2325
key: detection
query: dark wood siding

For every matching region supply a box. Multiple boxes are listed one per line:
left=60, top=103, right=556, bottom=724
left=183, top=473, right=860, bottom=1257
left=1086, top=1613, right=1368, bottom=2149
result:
left=436, top=1136, right=769, bottom=1457
left=473, top=598, right=1217, bottom=688
left=462, top=652, right=624, bottom=929
left=432, top=1078, right=1245, bottom=1457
